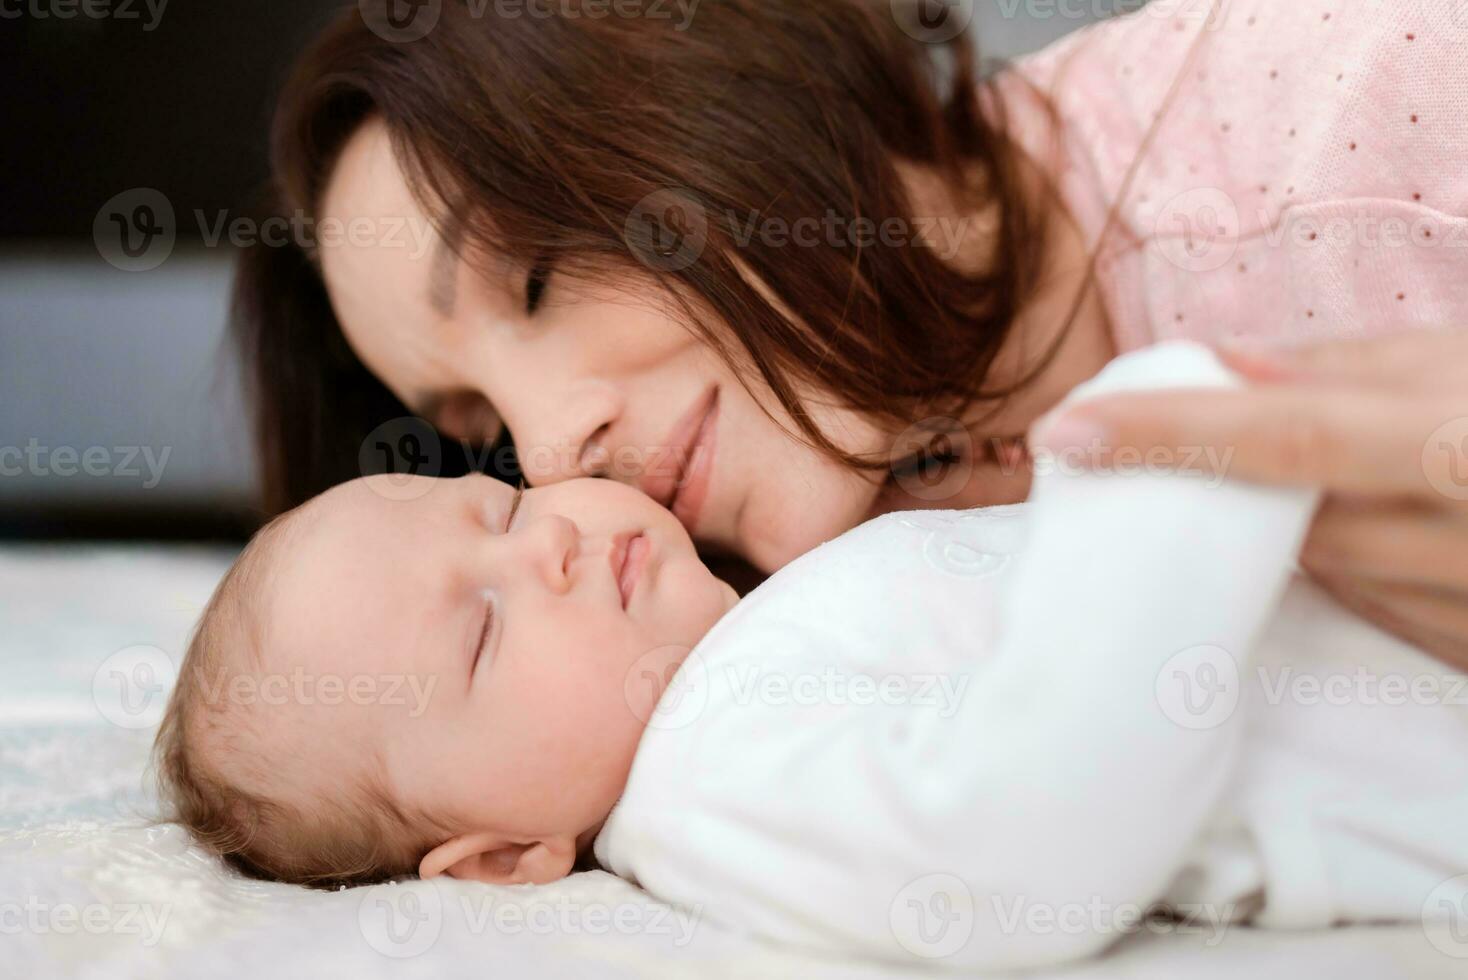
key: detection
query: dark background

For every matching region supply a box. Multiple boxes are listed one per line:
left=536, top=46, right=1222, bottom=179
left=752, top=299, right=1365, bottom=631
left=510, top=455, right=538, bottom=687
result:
left=1, top=1, right=343, bottom=241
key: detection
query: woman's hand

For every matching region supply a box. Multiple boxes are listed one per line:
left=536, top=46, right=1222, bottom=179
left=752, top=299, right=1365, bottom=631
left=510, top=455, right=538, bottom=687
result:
left=1029, top=330, right=1468, bottom=670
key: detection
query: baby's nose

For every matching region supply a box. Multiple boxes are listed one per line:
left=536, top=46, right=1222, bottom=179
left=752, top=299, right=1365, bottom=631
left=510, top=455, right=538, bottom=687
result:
left=521, top=514, right=579, bottom=592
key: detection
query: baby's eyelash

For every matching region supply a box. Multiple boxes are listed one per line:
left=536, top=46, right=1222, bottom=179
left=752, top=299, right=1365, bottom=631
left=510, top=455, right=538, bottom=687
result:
left=473, top=589, right=495, bottom=676
left=505, top=483, right=526, bottom=531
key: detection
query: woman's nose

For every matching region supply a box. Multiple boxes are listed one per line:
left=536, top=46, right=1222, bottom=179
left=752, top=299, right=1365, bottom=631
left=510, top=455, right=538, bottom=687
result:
left=500, top=380, right=624, bottom=487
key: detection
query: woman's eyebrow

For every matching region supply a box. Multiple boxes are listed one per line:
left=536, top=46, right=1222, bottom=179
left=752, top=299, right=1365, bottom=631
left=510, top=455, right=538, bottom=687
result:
left=428, top=237, right=458, bottom=317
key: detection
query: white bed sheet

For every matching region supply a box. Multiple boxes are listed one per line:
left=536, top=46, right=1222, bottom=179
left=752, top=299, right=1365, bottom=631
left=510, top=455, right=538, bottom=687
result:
left=0, top=544, right=1457, bottom=979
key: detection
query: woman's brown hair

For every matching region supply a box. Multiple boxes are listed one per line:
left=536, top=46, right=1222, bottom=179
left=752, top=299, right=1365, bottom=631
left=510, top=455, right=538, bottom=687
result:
left=235, top=0, right=1053, bottom=515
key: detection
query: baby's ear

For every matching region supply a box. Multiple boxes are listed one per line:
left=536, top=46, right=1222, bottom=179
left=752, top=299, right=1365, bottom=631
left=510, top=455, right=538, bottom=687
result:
left=419, top=833, right=576, bottom=885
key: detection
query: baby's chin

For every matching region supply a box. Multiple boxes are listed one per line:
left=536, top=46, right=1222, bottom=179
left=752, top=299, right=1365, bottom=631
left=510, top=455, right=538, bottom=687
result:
left=646, top=552, right=740, bottom=650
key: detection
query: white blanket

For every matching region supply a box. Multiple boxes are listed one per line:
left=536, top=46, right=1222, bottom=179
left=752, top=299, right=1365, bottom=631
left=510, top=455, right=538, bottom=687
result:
left=595, top=344, right=1468, bottom=970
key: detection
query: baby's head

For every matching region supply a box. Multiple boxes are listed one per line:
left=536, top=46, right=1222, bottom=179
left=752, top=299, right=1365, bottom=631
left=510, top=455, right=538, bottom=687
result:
left=154, top=474, right=737, bottom=888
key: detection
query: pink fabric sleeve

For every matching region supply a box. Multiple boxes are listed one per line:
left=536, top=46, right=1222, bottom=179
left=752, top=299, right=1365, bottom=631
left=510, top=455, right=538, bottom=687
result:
left=994, top=0, right=1468, bottom=353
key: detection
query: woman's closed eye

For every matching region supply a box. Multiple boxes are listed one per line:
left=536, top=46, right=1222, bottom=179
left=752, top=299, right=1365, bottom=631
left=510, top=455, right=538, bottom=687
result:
left=524, top=263, right=551, bottom=314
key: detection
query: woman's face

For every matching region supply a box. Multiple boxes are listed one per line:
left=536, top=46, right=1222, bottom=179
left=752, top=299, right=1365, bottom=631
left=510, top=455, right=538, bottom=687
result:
left=318, top=118, right=891, bottom=573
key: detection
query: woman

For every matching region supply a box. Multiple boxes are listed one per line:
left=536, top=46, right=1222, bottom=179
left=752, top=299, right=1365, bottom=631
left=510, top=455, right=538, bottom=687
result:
left=234, top=0, right=1468, bottom=649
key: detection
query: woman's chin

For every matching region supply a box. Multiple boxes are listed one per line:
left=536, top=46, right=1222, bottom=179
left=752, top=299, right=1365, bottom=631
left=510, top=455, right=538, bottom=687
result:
left=740, top=492, right=875, bottom=574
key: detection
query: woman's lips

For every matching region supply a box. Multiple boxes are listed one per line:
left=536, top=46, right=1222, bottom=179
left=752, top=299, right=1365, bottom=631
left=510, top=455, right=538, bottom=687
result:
left=641, top=386, right=719, bottom=536
left=614, top=532, right=649, bottom=609
left=668, top=390, right=718, bottom=534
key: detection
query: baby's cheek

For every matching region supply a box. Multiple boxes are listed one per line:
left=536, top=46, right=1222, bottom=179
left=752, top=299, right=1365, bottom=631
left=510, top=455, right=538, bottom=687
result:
left=676, top=562, right=739, bottom=641
left=616, top=638, right=688, bottom=731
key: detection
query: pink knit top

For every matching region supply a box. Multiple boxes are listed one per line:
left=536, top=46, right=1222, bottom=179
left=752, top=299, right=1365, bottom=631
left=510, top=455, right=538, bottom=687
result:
left=996, top=0, right=1468, bottom=353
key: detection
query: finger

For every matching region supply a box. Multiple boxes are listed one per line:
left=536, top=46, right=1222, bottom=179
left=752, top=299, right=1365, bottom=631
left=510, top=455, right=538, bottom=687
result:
left=1313, top=573, right=1468, bottom=673
left=1031, top=387, right=1447, bottom=497
left=1217, top=328, right=1468, bottom=387
left=1302, top=499, right=1468, bottom=591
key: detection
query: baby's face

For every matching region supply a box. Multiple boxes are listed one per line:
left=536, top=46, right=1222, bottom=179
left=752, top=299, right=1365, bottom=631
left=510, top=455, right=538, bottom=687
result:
left=259, top=473, right=737, bottom=882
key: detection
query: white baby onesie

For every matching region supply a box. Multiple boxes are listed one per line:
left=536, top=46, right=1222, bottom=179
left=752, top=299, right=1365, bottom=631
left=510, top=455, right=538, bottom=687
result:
left=594, top=342, right=1468, bottom=970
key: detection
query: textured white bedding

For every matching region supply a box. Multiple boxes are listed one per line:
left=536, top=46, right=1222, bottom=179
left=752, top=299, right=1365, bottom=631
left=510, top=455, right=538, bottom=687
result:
left=0, top=544, right=1457, bottom=978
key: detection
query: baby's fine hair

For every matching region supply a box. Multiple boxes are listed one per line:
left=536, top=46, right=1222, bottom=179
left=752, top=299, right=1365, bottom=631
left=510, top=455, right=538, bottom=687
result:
left=151, top=511, right=445, bottom=889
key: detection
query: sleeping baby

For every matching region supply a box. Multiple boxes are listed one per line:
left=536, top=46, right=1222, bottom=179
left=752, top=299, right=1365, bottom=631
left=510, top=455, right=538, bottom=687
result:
left=155, top=343, right=1468, bottom=970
